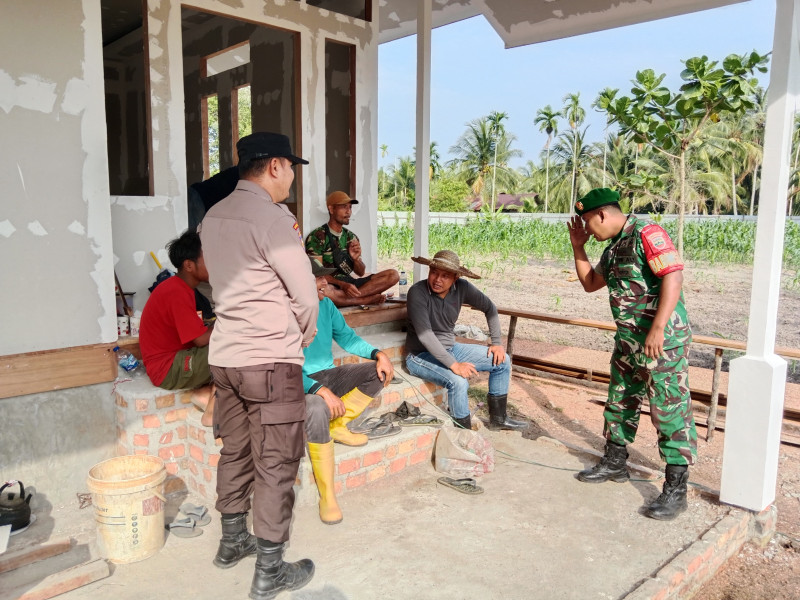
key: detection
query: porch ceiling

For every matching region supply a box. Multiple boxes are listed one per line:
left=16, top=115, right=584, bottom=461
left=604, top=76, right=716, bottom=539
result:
left=378, top=0, right=750, bottom=47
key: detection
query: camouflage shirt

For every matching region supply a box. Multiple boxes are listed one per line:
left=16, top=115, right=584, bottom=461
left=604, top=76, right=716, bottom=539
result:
left=595, top=215, right=692, bottom=353
left=305, top=224, right=359, bottom=280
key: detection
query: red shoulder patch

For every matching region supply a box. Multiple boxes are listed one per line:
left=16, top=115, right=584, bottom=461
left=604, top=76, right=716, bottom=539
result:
left=641, top=224, right=683, bottom=276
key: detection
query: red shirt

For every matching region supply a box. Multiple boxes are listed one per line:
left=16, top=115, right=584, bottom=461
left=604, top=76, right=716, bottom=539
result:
left=139, top=276, right=207, bottom=385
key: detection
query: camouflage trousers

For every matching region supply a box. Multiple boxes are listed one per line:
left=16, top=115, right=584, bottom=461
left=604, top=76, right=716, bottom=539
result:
left=603, top=345, right=697, bottom=465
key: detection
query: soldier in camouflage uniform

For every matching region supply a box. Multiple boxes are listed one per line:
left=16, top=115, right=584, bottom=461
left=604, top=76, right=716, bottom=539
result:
left=305, top=191, right=399, bottom=307
left=567, top=188, right=697, bottom=521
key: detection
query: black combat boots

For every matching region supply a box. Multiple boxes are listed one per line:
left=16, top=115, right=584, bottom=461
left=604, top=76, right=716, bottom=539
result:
left=577, top=441, right=630, bottom=483
left=453, top=414, right=472, bottom=430
left=644, top=464, right=689, bottom=520
left=487, top=394, right=527, bottom=430
left=250, top=539, right=315, bottom=600
left=214, top=512, right=258, bottom=568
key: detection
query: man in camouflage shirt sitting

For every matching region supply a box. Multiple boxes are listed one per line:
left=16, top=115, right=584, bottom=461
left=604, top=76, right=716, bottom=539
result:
left=305, top=191, right=399, bottom=307
left=567, top=187, right=696, bottom=521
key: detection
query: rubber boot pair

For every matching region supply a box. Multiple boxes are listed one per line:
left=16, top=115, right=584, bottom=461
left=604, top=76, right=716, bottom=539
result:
left=307, top=440, right=342, bottom=525
left=214, top=512, right=258, bottom=569
left=577, top=440, right=630, bottom=483
left=487, top=394, right=527, bottom=431
left=329, top=388, right=373, bottom=446
left=644, top=464, right=689, bottom=521
left=250, top=538, right=314, bottom=600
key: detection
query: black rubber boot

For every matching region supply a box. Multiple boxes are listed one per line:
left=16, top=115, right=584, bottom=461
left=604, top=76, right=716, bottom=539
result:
left=250, top=539, right=314, bottom=600
left=487, top=394, right=527, bottom=431
left=644, top=464, right=689, bottom=521
left=577, top=441, right=630, bottom=483
left=453, top=414, right=472, bottom=430
left=214, top=512, right=258, bottom=569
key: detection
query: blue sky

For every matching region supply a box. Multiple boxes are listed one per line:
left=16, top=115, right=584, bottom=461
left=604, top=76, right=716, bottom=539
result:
left=377, top=0, right=776, bottom=169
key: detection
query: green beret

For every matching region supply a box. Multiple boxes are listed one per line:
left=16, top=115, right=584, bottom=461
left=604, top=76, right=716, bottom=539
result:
left=575, top=188, right=620, bottom=216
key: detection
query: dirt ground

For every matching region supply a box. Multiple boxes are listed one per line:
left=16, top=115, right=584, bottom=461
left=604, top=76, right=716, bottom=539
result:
left=380, top=255, right=800, bottom=599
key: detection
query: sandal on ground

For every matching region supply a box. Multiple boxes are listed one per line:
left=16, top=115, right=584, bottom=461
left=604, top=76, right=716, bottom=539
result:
left=166, top=516, right=203, bottom=538
left=400, top=414, right=442, bottom=427
left=437, top=477, right=484, bottom=495
left=179, top=503, right=211, bottom=526
left=367, top=422, right=402, bottom=439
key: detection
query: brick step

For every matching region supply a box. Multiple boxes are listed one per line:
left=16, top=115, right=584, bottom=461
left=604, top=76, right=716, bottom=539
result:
left=182, top=404, right=445, bottom=507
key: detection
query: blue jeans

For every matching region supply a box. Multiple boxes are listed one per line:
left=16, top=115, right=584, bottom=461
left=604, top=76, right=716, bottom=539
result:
left=405, top=343, right=510, bottom=419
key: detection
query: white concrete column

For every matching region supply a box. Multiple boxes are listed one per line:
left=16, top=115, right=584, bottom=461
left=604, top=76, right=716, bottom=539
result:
left=412, top=0, right=432, bottom=283
left=720, top=0, right=800, bottom=511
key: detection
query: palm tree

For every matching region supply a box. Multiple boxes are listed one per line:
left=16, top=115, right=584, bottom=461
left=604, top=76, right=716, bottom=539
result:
left=448, top=116, right=521, bottom=205
left=487, top=111, right=509, bottom=213
left=429, top=141, right=442, bottom=180
left=533, top=105, right=560, bottom=213
left=388, top=156, right=415, bottom=210
left=413, top=141, right=442, bottom=180
left=380, top=144, right=389, bottom=159
left=562, top=92, right=586, bottom=211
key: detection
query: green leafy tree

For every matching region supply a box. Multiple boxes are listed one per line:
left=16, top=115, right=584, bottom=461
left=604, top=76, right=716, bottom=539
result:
left=533, top=105, right=560, bottom=213
left=430, top=167, right=471, bottom=211
left=596, top=51, right=768, bottom=255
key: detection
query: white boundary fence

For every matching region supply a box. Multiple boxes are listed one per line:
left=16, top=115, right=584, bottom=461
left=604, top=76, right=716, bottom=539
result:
left=378, top=212, right=800, bottom=226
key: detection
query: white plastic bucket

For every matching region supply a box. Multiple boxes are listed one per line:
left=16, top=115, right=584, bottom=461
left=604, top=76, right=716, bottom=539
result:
left=87, top=455, right=167, bottom=564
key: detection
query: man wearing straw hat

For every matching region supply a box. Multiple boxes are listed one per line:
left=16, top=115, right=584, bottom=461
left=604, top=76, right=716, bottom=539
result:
left=404, top=250, right=526, bottom=431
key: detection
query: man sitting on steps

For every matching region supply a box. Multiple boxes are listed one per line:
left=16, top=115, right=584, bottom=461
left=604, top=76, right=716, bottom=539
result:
left=305, top=191, right=399, bottom=307
left=404, top=250, right=526, bottom=432
left=139, top=230, right=215, bottom=426
left=303, top=257, right=395, bottom=525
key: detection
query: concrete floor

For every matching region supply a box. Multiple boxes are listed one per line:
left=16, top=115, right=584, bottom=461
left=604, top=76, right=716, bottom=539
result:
left=4, top=425, right=732, bottom=600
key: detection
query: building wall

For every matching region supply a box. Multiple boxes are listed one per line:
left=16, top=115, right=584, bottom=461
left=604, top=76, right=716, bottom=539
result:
left=0, top=0, right=379, bottom=507
left=0, top=0, right=116, bottom=356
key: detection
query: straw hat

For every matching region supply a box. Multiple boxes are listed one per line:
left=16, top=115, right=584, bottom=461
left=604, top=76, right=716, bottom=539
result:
left=411, top=250, right=480, bottom=279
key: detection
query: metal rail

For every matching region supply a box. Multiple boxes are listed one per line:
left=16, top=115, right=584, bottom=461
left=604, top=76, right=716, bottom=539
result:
left=498, top=307, right=800, bottom=442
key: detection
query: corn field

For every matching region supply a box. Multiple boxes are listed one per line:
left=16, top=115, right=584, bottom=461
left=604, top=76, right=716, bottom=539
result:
left=378, top=217, right=800, bottom=274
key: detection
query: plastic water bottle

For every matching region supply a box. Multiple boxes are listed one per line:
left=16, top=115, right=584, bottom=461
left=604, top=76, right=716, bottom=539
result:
left=398, top=270, right=408, bottom=300
left=113, top=345, right=140, bottom=374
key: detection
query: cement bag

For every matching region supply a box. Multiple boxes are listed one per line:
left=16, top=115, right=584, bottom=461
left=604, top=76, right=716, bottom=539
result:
left=434, top=425, right=495, bottom=477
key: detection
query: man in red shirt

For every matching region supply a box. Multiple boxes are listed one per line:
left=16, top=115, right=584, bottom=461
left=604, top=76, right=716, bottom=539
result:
left=139, top=230, right=213, bottom=400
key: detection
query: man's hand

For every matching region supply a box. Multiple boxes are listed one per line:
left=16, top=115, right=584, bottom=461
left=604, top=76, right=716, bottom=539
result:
left=317, top=386, right=345, bottom=419
left=643, top=327, right=665, bottom=359
left=339, top=281, right=361, bottom=298
left=487, top=345, right=506, bottom=366
left=567, top=215, right=591, bottom=248
left=450, top=361, right=478, bottom=379
left=375, top=351, right=395, bottom=387
left=347, top=239, right=362, bottom=262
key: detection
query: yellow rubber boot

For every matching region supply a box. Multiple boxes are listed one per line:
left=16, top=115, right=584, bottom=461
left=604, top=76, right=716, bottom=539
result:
left=329, top=388, right=373, bottom=447
left=307, top=441, right=342, bottom=525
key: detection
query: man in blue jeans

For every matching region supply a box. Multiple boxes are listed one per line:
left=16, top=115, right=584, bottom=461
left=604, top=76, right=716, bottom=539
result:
left=404, top=250, right=526, bottom=431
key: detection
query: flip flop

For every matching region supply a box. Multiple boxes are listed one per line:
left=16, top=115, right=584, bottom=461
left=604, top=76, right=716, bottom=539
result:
left=367, top=422, right=402, bottom=439
left=437, top=477, right=484, bottom=495
left=179, top=503, right=211, bottom=526
left=166, top=517, right=203, bottom=538
left=400, top=414, right=442, bottom=427
left=349, top=416, right=383, bottom=434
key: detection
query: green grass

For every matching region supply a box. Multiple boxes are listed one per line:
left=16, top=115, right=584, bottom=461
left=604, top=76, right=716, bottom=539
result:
left=378, top=217, right=800, bottom=272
